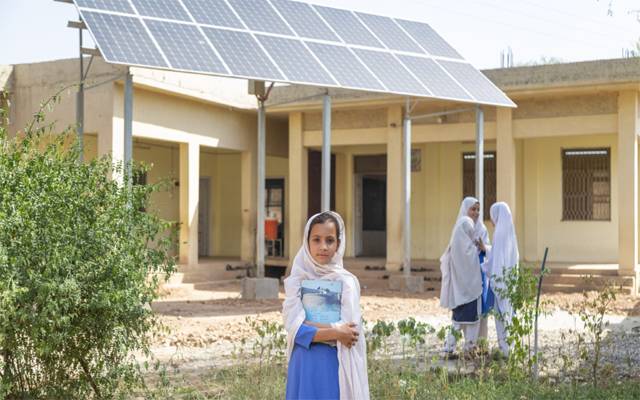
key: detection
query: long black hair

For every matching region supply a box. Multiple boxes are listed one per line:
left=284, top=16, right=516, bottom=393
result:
left=307, top=212, right=341, bottom=243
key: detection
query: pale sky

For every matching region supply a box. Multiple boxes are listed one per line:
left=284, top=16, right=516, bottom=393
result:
left=1, top=0, right=639, bottom=69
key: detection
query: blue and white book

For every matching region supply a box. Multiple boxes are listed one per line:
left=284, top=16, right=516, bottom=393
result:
left=301, top=280, right=342, bottom=324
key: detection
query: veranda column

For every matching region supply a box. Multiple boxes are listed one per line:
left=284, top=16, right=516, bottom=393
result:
left=497, top=107, right=516, bottom=218
left=179, top=142, right=200, bottom=266
left=287, top=112, right=308, bottom=272
left=617, top=90, right=639, bottom=294
left=240, top=148, right=257, bottom=263
left=386, top=105, right=403, bottom=272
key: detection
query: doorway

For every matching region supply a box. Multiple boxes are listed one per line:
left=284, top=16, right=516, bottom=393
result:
left=198, top=177, right=210, bottom=257
left=353, top=155, right=387, bottom=257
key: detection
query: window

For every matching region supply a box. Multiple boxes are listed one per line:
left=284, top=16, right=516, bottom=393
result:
left=562, top=148, right=610, bottom=221
left=462, top=152, right=496, bottom=221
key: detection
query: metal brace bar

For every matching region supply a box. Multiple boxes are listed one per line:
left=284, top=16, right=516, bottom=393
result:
left=409, top=107, right=475, bottom=122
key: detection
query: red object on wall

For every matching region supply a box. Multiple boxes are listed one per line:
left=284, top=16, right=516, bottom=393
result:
left=265, top=218, right=278, bottom=241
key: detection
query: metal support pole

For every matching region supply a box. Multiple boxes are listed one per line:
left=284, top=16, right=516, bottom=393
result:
left=321, top=94, right=331, bottom=212
left=403, top=98, right=412, bottom=276
left=256, top=100, right=266, bottom=278
left=124, top=68, right=133, bottom=184
left=475, top=105, right=484, bottom=218
left=76, top=15, right=84, bottom=162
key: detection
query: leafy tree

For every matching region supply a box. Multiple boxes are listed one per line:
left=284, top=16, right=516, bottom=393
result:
left=0, top=90, right=177, bottom=398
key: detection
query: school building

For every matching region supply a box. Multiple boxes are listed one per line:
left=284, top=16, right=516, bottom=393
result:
left=2, top=56, right=639, bottom=294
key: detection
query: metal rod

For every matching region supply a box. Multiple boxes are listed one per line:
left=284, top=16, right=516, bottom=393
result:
left=533, top=247, right=549, bottom=380
left=475, top=105, right=484, bottom=217
left=77, top=15, right=84, bottom=162
left=410, top=107, right=475, bottom=122
left=321, top=94, right=332, bottom=212
left=256, top=100, right=266, bottom=278
left=124, top=68, right=133, bottom=184
left=403, top=98, right=412, bottom=276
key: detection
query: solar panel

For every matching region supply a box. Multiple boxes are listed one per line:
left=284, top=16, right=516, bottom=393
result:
left=269, top=0, right=339, bottom=41
left=313, top=6, right=383, bottom=48
left=398, top=55, right=472, bottom=100
left=72, top=0, right=514, bottom=107
left=306, top=43, right=384, bottom=91
left=130, top=0, right=191, bottom=22
left=356, top=13, right=423, bottom=53
left=439, top=60, right=512, bottom=105
left=80, top=11, right=167, bottom=67
left=181, top=0, right=244, bottom=28
left=396, top=19, right=462, bottom=59
left=227, top=0, right=292, bottom=35
left=352, top=49, right=430, bottom=96
left=76, top=0, right=133, bottom=13
left=144, top=20, right=227, bottom=73
left=256, top=35, right=335, bottom=85
left=203, top=28, right=283, bottom=80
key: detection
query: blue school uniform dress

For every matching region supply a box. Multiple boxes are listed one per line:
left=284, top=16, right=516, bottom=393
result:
left=286, top=324, right=340, bottom=400
left=479, top=251, right=495, bottom=315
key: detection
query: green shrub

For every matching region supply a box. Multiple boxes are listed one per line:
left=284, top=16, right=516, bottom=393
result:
left=0, top=91, right=176, bottom=398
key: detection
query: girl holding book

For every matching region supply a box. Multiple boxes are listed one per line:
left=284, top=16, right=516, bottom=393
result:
left=283, top=211, right=370, bottom=400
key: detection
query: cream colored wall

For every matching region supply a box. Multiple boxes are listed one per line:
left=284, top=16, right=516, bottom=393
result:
left=521, top=134, right=618, bottom=263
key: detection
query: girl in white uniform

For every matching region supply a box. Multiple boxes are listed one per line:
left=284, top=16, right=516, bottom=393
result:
left=482, top=202, right=519, bottom=357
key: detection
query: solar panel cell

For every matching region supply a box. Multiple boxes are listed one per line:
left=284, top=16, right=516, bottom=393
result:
left=203, top=28, right=283, bottom=80
left=145, top=20, right=227, bottom=73
left=269, top=0, right=338, bottom=41
left=256, top=36, right=335, bottom=85
left=356, top=13, right=423, bottom=53
left=396, top=19, right=462, bottom=59
left=313, top=6, right=383, bottom=48
left=81, top=11, right=167, bottom=67
left=131, top=0, right=191, bottom=21
left=439, top=60, right=512, bottom=104
left=227, top=0, right=292, bottom=35
left=398, top=55, right=471, bottom=100
left=352, top=49, right=429, bottom=95
left=181, top=0, right=244, bottom=28
left=76, top=0, right=134, bottom=13
left=306, top=43, right=384, bottom=91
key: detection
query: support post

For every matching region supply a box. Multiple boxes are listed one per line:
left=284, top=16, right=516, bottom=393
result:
left=256, top=100, right=266, bottom=279
left=475, top=105, right=484, bottom=217
left=403, top=98, right=412, bottom=277
left=243, top=93, right=278, bottom=299
left=389, top=99, right=424, bottom=293
left=321, top=94, right=331, bottom=212
left=123, top=68, right=133, bottom=184
left=76, top=15, right=84, bottom=162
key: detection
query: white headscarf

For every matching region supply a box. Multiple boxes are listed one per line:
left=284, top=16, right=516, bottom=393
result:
left=456, top=196, right=490, bottom=247
left=483, top=202, right=519, bottom=291
left=283, top=211, right=370, bottom=400
left=439, top=198, right=484, bottom=310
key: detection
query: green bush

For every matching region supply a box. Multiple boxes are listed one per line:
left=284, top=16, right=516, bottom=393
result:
left=0, top=92, right=176, bottom=398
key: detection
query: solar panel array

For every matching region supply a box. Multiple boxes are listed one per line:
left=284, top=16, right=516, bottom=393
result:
left=73, top=0, right=514, bottom=107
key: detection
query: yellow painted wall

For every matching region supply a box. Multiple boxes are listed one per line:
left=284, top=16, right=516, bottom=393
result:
left=521, top=134, right=618, bottom=263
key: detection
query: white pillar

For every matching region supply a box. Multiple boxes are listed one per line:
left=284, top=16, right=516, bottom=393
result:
left=618, top=90, right=639, bottom=293
left=123, top=68, right=133, bottom=183
left=179, top=142, right=200, bottom=266
left=497, top=107, right=516, bottom=216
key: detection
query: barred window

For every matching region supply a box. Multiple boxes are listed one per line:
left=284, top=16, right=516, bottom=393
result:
left=562, top=148, right=610, bottom=221
left=462, top=152, right=496, bottom=221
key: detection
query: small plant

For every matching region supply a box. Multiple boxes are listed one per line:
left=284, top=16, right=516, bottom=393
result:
left=368, top=320, right=395, bottom=359
left=246, top=317, right=287, bottom=368
left=571, top=279, right=618, bottom=388
left=494, top=264, right=547, bottom=378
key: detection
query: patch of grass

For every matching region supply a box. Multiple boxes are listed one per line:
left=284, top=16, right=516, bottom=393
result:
left=139, top=360, right=640, bottom=400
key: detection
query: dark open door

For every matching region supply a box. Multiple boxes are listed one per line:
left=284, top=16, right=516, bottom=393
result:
left=308, top=150, right=336, bottom=217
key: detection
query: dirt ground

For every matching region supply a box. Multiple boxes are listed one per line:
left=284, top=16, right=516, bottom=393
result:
left=150, top=282, right=640, bottom=349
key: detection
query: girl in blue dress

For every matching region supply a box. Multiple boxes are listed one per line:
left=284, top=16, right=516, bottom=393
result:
left=283, top=212, right=370, bottom=400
